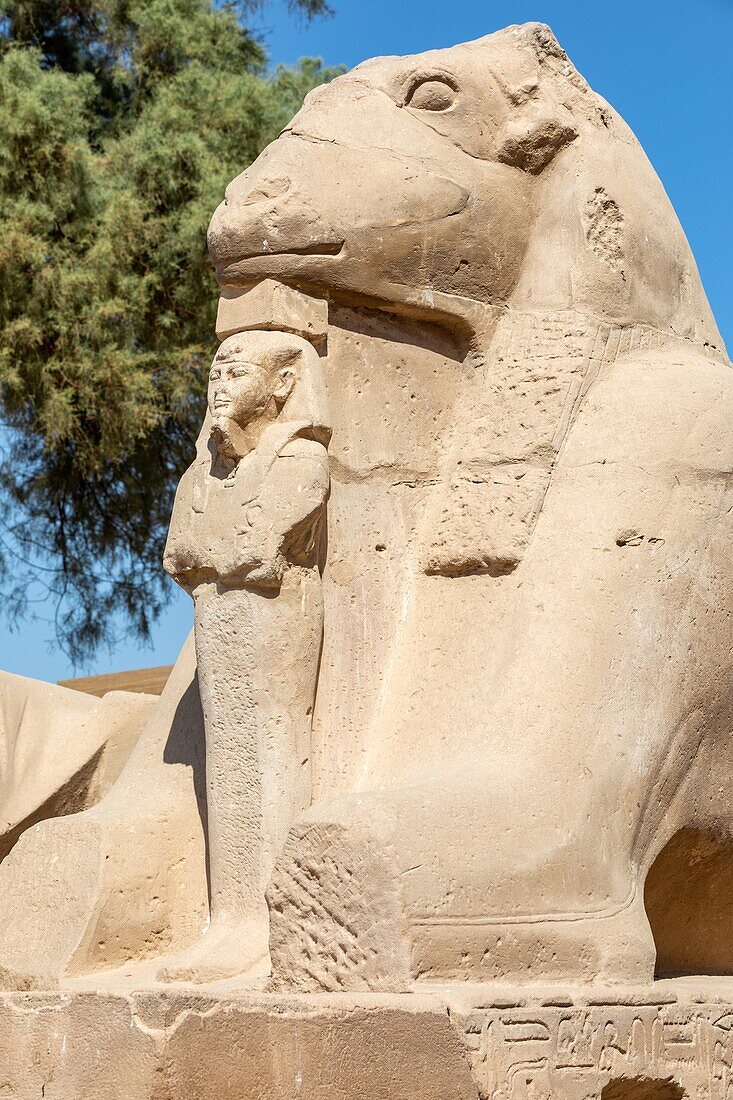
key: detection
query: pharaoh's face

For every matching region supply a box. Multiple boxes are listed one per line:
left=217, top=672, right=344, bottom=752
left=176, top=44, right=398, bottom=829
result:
left=207, top=331, right=300, bottom=459
left=208, top=346, right=271, bottom=430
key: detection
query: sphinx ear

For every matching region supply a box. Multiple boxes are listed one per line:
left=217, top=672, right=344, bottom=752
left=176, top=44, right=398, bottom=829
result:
left=497, top=108, right=578, bottom=174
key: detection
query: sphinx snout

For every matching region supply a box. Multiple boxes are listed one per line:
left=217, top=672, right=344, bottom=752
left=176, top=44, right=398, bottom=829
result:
left=208, top=199, right=343, bottom=279
left=225, top=174, right=292, bottom=209
left=207, top=139, right=347, bottom=282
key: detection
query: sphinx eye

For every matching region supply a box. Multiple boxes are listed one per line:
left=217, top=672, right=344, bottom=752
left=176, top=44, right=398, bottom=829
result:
left=405, top=77, right=456, bottom=112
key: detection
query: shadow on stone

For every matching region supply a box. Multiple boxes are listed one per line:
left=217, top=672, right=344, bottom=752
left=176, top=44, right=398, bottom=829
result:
left=601, top=1078, right=685, bottom=1100
left=645, top=828, right=733, bottom=978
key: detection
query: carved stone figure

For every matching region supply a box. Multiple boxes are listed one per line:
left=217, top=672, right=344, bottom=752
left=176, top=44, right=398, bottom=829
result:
left=206, top=21, right=732, bottom=992
left=0, top=22, right=729, bottom=1099
left=161, top=330, right=330, bottom=980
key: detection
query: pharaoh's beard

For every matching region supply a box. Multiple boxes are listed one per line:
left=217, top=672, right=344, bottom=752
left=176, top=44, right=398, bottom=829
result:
left=210, top=415, right=242, bottom=465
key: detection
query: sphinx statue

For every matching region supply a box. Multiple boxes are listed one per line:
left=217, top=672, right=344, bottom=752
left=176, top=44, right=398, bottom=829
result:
left=0, top=21, right=731, bottom=1099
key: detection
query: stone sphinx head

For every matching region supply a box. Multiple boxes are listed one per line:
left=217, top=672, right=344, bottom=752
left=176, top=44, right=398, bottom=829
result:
left=208, top=20, right=730, bottom=582
left=208, top=22, right=724, bottom=354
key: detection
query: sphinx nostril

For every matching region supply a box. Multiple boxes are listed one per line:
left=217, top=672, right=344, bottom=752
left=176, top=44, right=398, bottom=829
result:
left=237, top=176, right=292, bottom=207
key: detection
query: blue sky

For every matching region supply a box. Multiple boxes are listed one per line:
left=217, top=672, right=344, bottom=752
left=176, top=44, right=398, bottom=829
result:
left=1, top=0, right=730, bottom=682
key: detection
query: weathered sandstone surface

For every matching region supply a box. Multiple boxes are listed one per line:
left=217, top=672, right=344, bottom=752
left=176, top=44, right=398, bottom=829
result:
left=0, top=20, right=729, bottom=1097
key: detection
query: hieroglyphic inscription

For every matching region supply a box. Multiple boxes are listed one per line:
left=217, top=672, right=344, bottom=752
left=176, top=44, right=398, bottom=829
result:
left=450, top=996, right=733, bottom=1100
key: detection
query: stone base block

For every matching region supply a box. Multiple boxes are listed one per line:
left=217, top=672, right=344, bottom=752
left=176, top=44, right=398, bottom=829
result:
left=2, top=980, right=733, bottom=1098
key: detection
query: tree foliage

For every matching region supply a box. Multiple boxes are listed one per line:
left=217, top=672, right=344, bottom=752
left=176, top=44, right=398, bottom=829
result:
left=0, top=0, right=339, bottom=663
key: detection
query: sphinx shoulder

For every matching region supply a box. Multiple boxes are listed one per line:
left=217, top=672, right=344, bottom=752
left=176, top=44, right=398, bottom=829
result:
left=569, top=344, right=733, bottom=473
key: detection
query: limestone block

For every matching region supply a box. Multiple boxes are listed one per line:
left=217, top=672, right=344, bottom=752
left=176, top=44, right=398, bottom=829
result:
left=0, top=984, right=731, bottom=1098
left=0, top=989, right=478, bottom=1100
left=216, top=279, right=328, bottom=344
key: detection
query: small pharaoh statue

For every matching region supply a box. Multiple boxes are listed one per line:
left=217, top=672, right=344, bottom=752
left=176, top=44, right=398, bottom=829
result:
left=162, top=328, right=330, bottom=982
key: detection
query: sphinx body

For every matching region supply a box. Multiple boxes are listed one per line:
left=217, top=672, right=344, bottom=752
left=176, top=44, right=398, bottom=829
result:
left=0, top=23, right=730, bottom=997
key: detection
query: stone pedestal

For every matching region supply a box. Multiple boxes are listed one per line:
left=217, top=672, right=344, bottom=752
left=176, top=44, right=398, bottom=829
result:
left=3, top=981, right=733, bottom=1098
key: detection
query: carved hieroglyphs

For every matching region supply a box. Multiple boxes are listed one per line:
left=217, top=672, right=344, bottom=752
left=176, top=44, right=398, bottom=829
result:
left=0, top=19, right=730, bottom=1098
